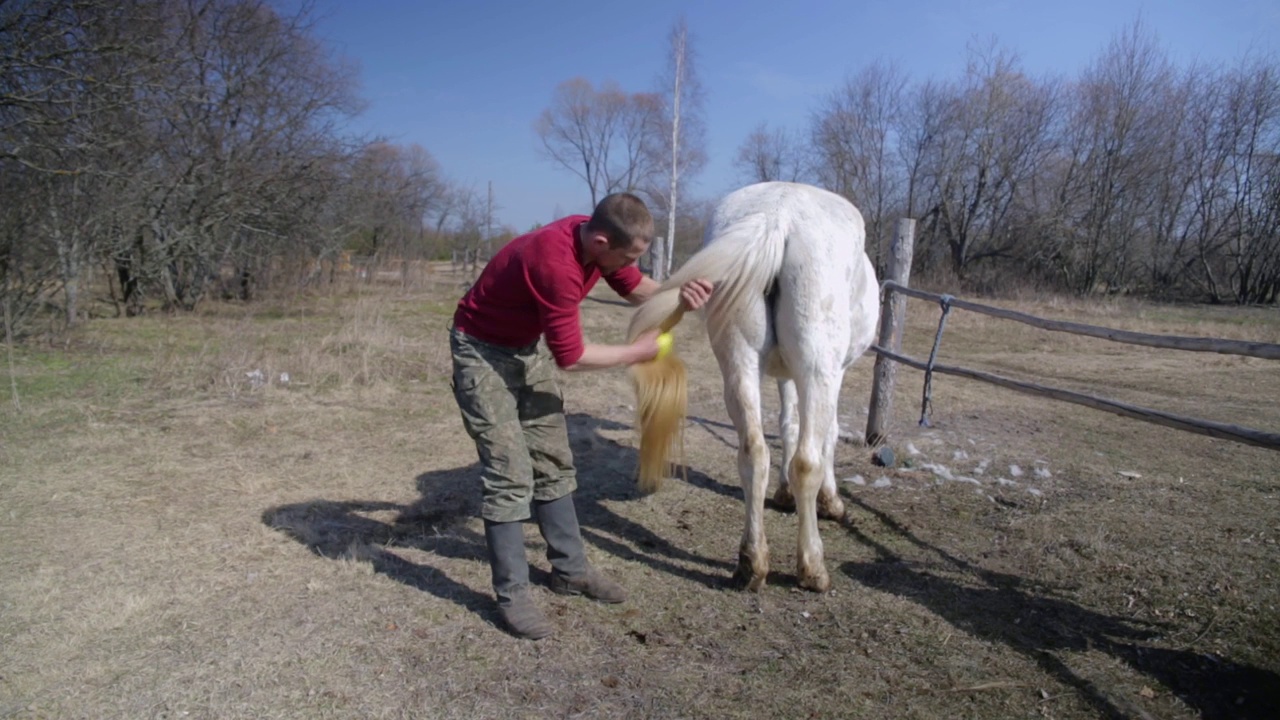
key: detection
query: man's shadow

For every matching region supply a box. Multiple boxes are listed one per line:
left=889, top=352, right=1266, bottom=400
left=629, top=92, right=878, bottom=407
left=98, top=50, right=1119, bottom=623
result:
left=559, top=412, right=742, bottom=588
left=840, top=496, right=1280, bottom=720
left=261, top=411, right=744, bottom=634
left=261, top=465, right=499, bottom=623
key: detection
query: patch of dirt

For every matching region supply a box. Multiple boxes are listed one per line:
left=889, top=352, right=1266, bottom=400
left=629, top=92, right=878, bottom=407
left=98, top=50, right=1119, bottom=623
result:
left=1, top=278, right=1277, bottom=719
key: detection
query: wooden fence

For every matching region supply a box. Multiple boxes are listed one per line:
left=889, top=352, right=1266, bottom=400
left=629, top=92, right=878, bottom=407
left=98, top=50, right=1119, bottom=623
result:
left=864, top=219, right=1280, bottom=452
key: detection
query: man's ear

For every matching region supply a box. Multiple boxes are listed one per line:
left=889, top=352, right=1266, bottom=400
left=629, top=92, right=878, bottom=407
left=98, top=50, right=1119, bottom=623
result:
left=587, top=232, right=611, bottom=253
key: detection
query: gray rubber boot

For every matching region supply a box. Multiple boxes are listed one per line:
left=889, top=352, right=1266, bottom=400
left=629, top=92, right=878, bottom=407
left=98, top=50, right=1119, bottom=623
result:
left=534, top=494, right=626, bottom=603
left=484, top=520, right=553, bottom=640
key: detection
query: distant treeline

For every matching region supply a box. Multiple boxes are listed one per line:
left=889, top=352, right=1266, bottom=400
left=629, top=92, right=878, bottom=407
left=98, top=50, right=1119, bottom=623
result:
left=2, top=0, right=513, bottom=334
left=738, top=31, right=1278, bottom=305
left=3, top=3, right=1276, bottom=339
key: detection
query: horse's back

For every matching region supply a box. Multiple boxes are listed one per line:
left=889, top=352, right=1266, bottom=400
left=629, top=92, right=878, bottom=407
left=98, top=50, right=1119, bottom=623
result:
left=707, top=181, right=870, bottom=287
left=724, top=183, right=878, bottom=368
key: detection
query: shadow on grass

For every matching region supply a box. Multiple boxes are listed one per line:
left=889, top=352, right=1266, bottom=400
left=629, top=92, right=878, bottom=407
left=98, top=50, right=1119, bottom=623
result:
left=261, top=410, right=744, bottom=635
left=554, top=412, right=739, bottom=588
left=260, top=465, right=497, bottom=625
left=840, top=496, right=1280, bottom=720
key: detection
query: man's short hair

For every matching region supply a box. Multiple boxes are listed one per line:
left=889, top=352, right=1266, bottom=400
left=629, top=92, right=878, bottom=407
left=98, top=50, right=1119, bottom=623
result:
left=586, top=192, right=654, bottom=249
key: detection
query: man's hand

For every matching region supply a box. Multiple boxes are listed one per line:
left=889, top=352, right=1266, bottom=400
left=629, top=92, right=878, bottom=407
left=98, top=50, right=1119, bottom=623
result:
left=679, top=278, right=714, bottom=312
left=562, top=330, right=661, bottom=371
left=630, top=329, right=662, bottom=364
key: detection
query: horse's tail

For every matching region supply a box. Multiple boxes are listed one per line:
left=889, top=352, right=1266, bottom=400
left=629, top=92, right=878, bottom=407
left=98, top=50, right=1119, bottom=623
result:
left=626, top=211, right=785, bottom=493
left=626, top=211, right=783, bottom=343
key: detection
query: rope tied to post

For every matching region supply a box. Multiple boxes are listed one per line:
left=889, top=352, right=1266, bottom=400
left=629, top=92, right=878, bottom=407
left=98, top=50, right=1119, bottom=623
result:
left=919, top=294, right=953, bottom=427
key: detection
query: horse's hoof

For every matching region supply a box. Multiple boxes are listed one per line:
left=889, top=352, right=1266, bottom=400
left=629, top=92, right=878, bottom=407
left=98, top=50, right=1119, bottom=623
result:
left=817, top=492, right=845, bottom=521
left=772, top=484, right=796, bottom=512
left=731, top=568, right=767, bottom=592
left=798, top=566, right=830, bottom=593
left=734, top=551, right=768, bottom=592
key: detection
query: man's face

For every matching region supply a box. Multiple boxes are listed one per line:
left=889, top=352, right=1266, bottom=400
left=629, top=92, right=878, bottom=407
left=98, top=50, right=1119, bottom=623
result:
left=597, top=237, right=649, bottom=274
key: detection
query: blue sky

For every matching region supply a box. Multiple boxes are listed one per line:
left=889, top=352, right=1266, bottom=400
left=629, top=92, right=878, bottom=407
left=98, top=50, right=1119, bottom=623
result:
left=302, top=0, right=1278, bottom=233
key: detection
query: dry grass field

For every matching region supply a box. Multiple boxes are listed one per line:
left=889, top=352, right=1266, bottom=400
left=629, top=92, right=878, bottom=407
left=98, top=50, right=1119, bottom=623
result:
left=2, top=264, right=1278, bottom=719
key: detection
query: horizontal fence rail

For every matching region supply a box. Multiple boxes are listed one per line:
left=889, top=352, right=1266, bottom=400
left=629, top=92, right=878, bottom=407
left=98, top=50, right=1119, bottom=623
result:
left=882, top=281, right=1280, bottom=360
left=872, top=345, right=1280, bottom=452
left=867, top=271, right=1280, bottom=452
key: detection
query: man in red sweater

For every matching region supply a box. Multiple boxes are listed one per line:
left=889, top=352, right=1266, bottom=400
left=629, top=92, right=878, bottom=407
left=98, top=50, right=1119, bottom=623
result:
left=449, top=191, right=712, bottom=639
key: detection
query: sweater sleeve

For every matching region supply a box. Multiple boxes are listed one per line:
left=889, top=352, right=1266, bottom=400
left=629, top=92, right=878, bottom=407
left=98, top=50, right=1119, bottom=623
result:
left=604, top=264, right=644, bottom=297
left=526, top=257, right=585, bottom=368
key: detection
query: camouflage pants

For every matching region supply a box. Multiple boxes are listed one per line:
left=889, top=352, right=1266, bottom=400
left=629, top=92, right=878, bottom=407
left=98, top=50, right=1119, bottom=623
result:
left=449, top=326, right=577, bottom=523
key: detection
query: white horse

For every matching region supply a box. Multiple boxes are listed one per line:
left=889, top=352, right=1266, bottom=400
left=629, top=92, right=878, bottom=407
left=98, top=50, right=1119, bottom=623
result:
left=627, top=181, right=880, bottom=592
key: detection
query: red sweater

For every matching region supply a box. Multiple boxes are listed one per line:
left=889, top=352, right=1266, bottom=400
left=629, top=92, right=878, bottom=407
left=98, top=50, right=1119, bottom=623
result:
left=452, top=215, right=643, bottom=367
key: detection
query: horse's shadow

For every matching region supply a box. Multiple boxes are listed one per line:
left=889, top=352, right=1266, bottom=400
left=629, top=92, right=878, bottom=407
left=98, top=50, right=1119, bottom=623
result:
left=261, top=411, right=743, bottom=633
left=840, top=496, right=1280, bottom=720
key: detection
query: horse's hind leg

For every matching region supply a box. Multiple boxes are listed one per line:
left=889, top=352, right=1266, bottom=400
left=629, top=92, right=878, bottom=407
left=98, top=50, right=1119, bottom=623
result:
left=722, top=352, right=770, bottom=592
left=771, top=377, right=798, bottom=513
left=817, top=417, right=845, bottom=520
left=789, top=369, right=843, bottom=592
left=774, top=377, right=844, bottom=520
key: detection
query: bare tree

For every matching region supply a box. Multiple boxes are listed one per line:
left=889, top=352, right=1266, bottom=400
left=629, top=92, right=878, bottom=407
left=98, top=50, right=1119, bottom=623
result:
left=650, top=16, right=707, bottom=280
left=119, top=0, right=363, bottom=309
left=734, top=122, right=807, bottom=184
left=1139, top=62, right=1209, bottom=298
left=1, top=0, right=173, bottom=325
left=1193, top=58, right=1280, bottom=303
left=810, top=62, right=908, bottom=271
left=1056, top=19, right=1174, bottom=293
left=534, top=78, right=664, bottom=207
left=911, top=40, right=1057, bottom=280
left=893, top=79, right=950, bottom=223
left=345, top=143, right=446, bottom=258
left=447, top=185, right=490, bottom=277
left=2, top=0, right=477, bottom=326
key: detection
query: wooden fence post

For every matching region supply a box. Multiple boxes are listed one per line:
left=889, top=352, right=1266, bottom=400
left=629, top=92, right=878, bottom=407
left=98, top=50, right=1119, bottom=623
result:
left=865, top=217, right=916, bottom=447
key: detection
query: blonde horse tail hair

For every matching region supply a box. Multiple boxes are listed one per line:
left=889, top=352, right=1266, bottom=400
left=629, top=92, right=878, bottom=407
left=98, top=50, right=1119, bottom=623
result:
left=625, top=211, right=784, bottom=494
left=625, top=284, right=689, bottom=494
